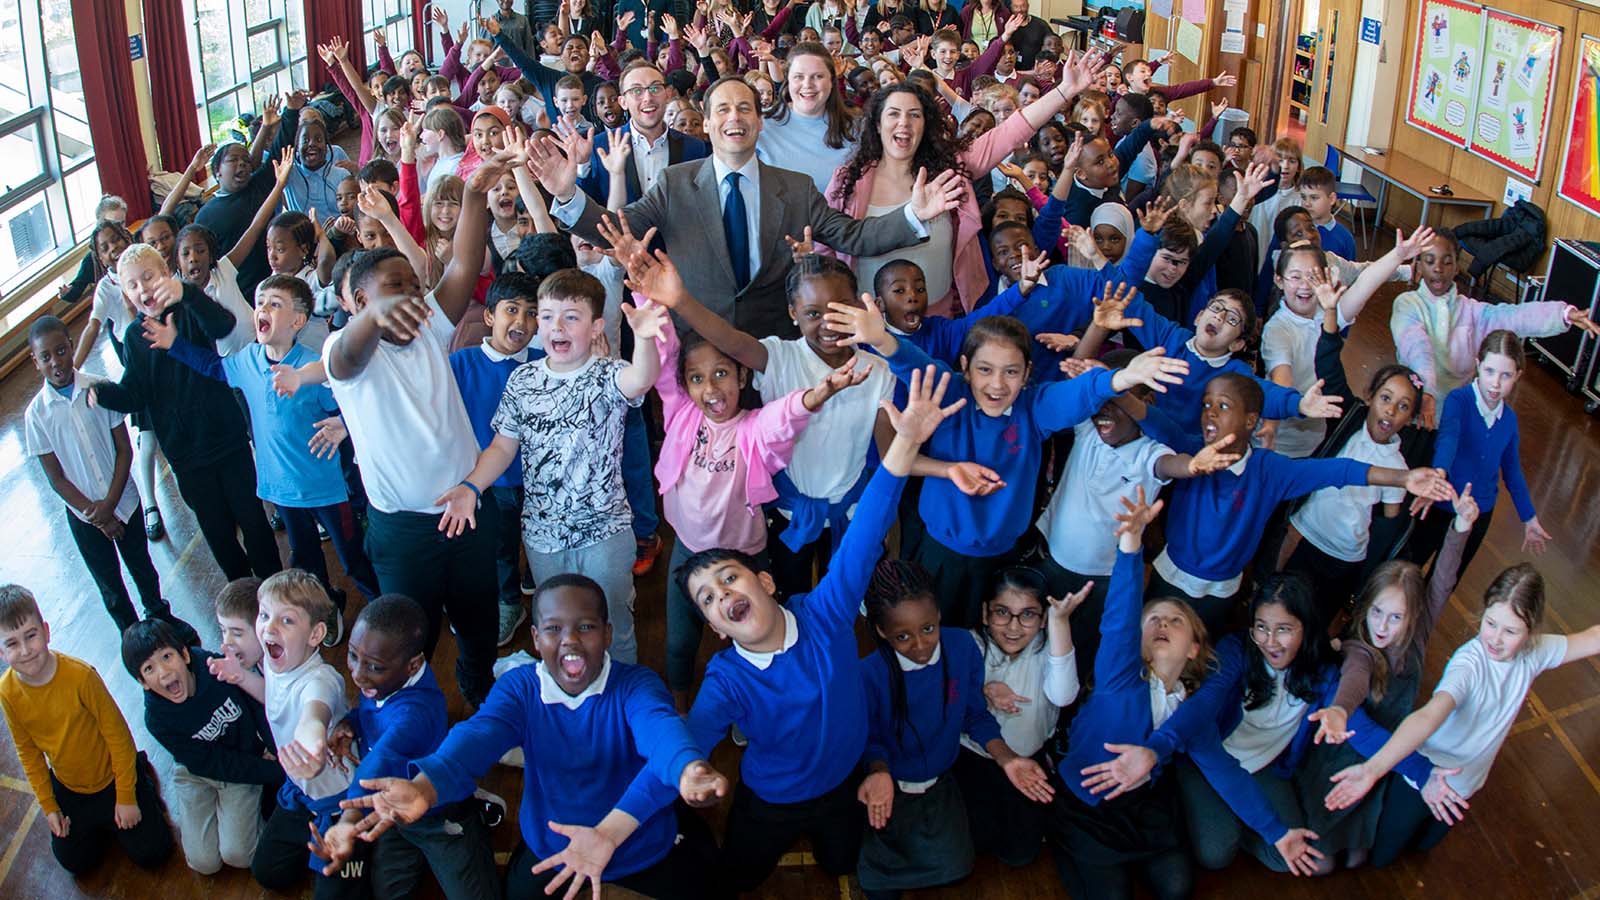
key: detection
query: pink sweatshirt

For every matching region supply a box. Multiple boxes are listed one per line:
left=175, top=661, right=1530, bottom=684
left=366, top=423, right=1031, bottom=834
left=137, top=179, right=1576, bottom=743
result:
left=651, top=308, right=815, bottom=551
left=1390, top=283, right=1570, bottom=399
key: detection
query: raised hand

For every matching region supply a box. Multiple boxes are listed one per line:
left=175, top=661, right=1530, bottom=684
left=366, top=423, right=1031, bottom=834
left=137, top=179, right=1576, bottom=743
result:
left=187, top=143, right=218, bottom=180
left=1394, top=225, right=1437, bottom=261
left=594, top=211, right=660, bottom=271
left=1113, top=485, right=1163, bottom=541
left=859, top=771, right=894, bottom=829
left=1568, top=306, right=1600, bottom=338
left=1110, top=347, right=1189, bottom=394
left=530, top=821, right=622, bottom=899
left=1403, top=466, right=1453, bottom=504
left=1002, top=755, right=1055, bottom=803
left=260, top=94, right=282, bottom=129
left=802, top=357, right=872, bottom=411
left=1018, top=248, right=1051, bottom=294
left=1421, top=767, right=1469, bottom=824
left=1453, top=482, right=1478, bottom=529
left=616, top=9, right=637, bottom=32
left=908, top=167, right=964, bottom=222
left=678, top=760, right=729, bottom=808
left=1187, top=433, right=1241, bottom=475
left=1001, top=12, right=1027, bottom=41
left=684, top=22, right=711, bottom=55
left=479, top=15, right=501, bottom=37
left=784, top=225, right=816, bottom=262
left=1212, top=70, right=1239, bottom=87
left=1308, top=266, right=1346, bottom=313
left=1062, top=130, right=1087, bottom=172
left=1079, top=742, right=1157, bottom=799
left=372, top=27, right=387, bottom=48
left=140, top=315, right=178, bottom=351
left=823, top=293, right=891, bottom=352
left=308, top=415, right=348, bottom=459
left=1062, top=224, right=1100, bottom=265
left=1274, top=828, right=1325, bottom=876
left=526, top=134, right=580, bottom=201
left=1307, top=704, right=1352, bottom=744
left=620, top=301, right=668, bottom=343
left=947, top=461, right=1005, bottom=496
left=1058, top=48, right=1107, bottom=98
left=208, top=652, right=246, bottom=684
left=1211, top=98, right=1229, bottom=119
left=430, top=6, right=449, bottom=29
left=1297, top=379, right=1343, bottom=419
left=357, top=184, right=397, bottom=223
left=996, top=159, right=1028, bottom=189
left=661, top=12, right=681, bottom=39
left=882, top=365, right=966, bottom=446
left=1235, top=160, right=1274, bottom=202
left=1137, top=196, right=1177, bottom=234
left=597, top=128, right=631, bottom=175
left=1048, top=582, right=1093, bottom=627
left=1035, top=332, right=1079, bottom=353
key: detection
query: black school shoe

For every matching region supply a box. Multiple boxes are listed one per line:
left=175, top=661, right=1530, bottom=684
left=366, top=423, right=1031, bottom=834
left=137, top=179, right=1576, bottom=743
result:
left=144, top=508, right=165, bottom=541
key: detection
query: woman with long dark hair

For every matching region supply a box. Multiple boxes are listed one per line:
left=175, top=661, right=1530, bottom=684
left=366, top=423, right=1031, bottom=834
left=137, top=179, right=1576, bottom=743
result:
left=756, top=42, right=861, bottom=195
left=826, top=49, right=1103, bottom=314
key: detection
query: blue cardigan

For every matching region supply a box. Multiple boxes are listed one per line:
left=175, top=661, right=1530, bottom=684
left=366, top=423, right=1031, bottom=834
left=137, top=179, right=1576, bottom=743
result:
left=1430, top=383, right=1535, bottom=520
left=860, top=630, right=1003, bottom=783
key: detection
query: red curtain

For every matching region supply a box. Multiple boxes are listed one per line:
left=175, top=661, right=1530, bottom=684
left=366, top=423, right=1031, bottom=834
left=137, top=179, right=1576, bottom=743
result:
left=72, top=0, right=152, bottom=219
left=304, top=0, right=367, bottom=91
left=412, top=0, right=429, bottom=66
left=141, top=0, right=201, bottom=173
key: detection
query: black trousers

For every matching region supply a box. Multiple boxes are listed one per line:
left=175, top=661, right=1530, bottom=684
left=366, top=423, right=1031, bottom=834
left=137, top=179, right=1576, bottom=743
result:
left=1033, top=548, right=1111, bottom=686
left=1405, top=501, right=1495, bottom=582
left=364, top=498, right=500, bottom=706
left=64, top=503, right=170, bottom=633
left=251, top=801, right=370, bottom=898
left=280, top=501, right=380, bottom=608
left=172, top=447, right=282, bottom=580
left=48, top=751, right=173, bottom=875
left=1146, top=570, right=1246, bottom=637
left=1369, top=776, right=1452, bottom=867
left=764, top=508, right=837, bottom=601
left=1283, top=537, right=1367, bottom=625
left=505, top=808, right=717, bottom=899
left=718, top=775, right=862, bottom=893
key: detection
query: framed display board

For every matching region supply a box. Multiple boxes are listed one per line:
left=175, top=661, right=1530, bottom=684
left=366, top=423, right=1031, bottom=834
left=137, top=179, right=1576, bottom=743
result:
left=1468, top=11, right=1561, bottom=181
left=1557, top=35, right=1600, bottom=219
left=1406, top=0, right=1485, bottom=147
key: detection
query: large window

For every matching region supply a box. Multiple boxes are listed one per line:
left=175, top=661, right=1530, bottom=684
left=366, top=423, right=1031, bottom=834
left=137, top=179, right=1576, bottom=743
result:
left=0, top=0, right=100, bottom=295
left=187, top=0, right=308, bottom=143
left=363, top=0, right=414, bottom=68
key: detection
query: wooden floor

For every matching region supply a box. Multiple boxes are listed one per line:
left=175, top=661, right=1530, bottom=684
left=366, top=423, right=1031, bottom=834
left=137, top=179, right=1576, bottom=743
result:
left=2, top=262, right=1599, bottom=898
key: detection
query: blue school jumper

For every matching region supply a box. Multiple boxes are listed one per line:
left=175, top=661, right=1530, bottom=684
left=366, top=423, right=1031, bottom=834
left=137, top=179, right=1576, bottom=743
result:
left=860, top=632, right=1002, bottom=780
left=1317, top=221, right=1357, bottom=262
left=448, top=344, right=540, bottom=489
left=347, top=665, right=449, bottom=801
left=1430, top=383, right=1535, bottom=520
left=1064, top=121, right=1162, bottom=227
left=884, top=339, right=1117, bottom=558
left=1119, top=296, right=1304, bottom=433
left=413, top=660, right=698, bottom=878
left=688, top=464, right=907, bottom=803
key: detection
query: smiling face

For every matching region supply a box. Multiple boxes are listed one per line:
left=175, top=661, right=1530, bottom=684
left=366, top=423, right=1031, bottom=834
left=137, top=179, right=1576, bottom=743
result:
left=536, top=295, right=604, bottom=367
left=983, top=587, right=1044, bottom=656
left=1145, top=245, right=1191, bottom=289
left=877, top=264, right=928, bottom=332
left=353, top=255, right=425, bottom=343
left=347, top=621, right=423, bottom=701
left=218, top=613, right=263, bottom=670
left=334, top=179, right=360, bottom=217
left=1365, top=585, right=1408, bottom=650
left=1037, top=127, right=1068, bottom=168
left=563, top=36, right=589, bottom=73
left=1091, top=396, right=1141, bottom=446
left=961, top=339, right=1029, bottom=416
left=1274, top=249, right=1321, bottom=317
left=791, top=273, right=857, bottom=365
left=1478, top=600, right=1533, bottom=661
left=1074, top=102, right=1104, bottom=135
left=1250, top=602, right=1304, bottom=670
left=1023, top=159, right=1052, bottom=193
left=1110, top=98, right=1139, bottom=135
left=876, top=596, right=941, bottom=666
left=488, top=171, right=519, bottom=221
left=138, top=646, right=195, bottom=704
left=254, top=286, right=308, bottom=347
left=297, top=122, right=329, bottom=171
left=0, top=615, right=52, bottom=683
left=787, top=54, right=833, bottom=118
left=1190, top=149, right=1223, bottom=180
left=687, top=558, right=782, bottom=647
left=1091, top=223, right=1128, bottom=263
left=255, top=593, right=326, bottom=674
left=95, top=227, right=131, bottom=269
left=621, top=67, right=669, bottom=130
left=554, top=87, right=587, bottom=123
left=1366, top=373, right=1417, bottom=443
left=933, top=37, right=961, bottom=70
left=988, top=227, right=1035, bottom=286
left=594, top=84, right=624, bottom=128
left=1414, top=235, right=1458, bottom=296
left=471, top=115, right=507, bottom=156
left=1125, top=61, right=1153, bottom=91
left=1200, top=380, right=1257, bottom=448
left=265, top=224, right=308, bottom=275
left=485, top=295, right=535, bottom=356
left=878, top=91, right=926, bottom=162
left=141, top=220, right=177, bottom=265
left=121, top=255, right=174, bottom=317
left=1476, top=351, right=1521, bottom=406
left=958, top=110, right=995, bottom=142
left=534, top=584, right=613, bottom=695
left=429, top=193, right=461, bottom=233
left=31, top=328, right=75, bottom=389
left=682, top=342, right=748, bottom=424
left=1178, top=186, right=1219, bottom=233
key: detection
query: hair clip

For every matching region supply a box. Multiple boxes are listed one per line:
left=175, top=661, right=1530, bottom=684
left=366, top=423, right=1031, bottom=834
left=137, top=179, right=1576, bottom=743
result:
left=1408, top=373, right=1424, bottom=390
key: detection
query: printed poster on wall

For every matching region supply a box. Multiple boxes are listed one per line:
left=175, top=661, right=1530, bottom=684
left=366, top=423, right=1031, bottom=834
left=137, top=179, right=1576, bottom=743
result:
left=1407, top=0, right=1484, bottom=147
left=1469, top=11, right=1561, bottom=182
left=1556, top=35, right=1600, bottom=219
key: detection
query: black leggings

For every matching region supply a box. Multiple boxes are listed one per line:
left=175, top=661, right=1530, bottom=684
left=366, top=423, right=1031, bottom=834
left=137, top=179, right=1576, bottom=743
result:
left=1370, top=777, right=1452, bottom=867
left=1049, top=842, right=1192, bottom=900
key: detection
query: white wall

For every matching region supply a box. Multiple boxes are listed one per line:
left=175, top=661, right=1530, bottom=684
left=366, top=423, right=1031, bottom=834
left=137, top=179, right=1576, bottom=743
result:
left=1343, top=0, right=1399, bottom=180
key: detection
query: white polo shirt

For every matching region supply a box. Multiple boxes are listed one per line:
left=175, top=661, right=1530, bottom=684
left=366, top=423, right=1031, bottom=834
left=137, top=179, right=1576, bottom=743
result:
left=24, top=373, right=140, bottom=525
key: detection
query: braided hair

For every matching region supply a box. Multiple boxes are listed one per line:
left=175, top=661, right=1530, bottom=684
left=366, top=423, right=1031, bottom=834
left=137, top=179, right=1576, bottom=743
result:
left=864, top=558, right=949, bottom=757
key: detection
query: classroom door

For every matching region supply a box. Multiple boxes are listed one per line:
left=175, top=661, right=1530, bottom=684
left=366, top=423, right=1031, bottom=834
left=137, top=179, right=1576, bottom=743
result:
left=1300, top=0, right=1360, bottom=163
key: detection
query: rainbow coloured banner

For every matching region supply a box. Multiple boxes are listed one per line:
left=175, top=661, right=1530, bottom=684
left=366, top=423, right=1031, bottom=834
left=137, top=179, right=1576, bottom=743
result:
left=1557, top=35, right=1600, bottom=218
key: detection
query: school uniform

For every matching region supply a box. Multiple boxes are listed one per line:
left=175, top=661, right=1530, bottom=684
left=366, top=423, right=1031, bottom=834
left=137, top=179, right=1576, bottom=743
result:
left=956, top=631, right=1078, bottom=867
left=24, top=372, right=171, bottom=632
left=143, top=649, right=281, bottom=874
left=0, top=654, right=174, bottom=874
left=325, top=292, right=500, bottom=706
left=449, top=339, right=532, bottom=615
left=1286, top=424, right=1406, bottom=613
left=93, top=283, right=282, bottom=581
left=977, top=258, right=1157, bottom=381
left=883, top=339, right=1117, bottom=627
left=413, top=659, right=709, bottom=899
left=194, top=109, right=299, bottom=297
left=1063, top=121, right=1162, bottom=227
left=1315, top=219, right=1357, bottom=261
left=688, top=464, right=908, bottom=892
left=1261, top=303, right=1355, bottom=458
left=165, top=338, right=378, bottom=610
left=857, top=634, right=1002, bottom=893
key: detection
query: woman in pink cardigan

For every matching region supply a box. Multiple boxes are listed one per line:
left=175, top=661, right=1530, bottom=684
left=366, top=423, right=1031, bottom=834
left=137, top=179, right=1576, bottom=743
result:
left=826, top=48, right=1105, bottom=315
left=648, top=302, right=867, bottom=711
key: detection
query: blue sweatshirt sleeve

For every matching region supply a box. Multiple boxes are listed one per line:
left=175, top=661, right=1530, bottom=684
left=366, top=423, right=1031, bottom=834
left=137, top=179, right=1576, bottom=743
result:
left=807, top=464, right=908, bottom=635
left=1114, top=122, right=1158, bottom=175
left=860, top=656, right=892, bottom=769
left=1136, top=401, right=1200, bottom=455
left=686, top=667, right=738, bottom=756
left=1065, top=182, right=1102, bottom=227
left=958, top=639, right=1003, bottom=749
left=1267, top=453, right=1372, bottom=504
left=917, top=283, right=1037, bottom=364
left=1431, top=389, right=1466, bottom=471
left=1500, top=421, right=1536, bottom=522
left=411, top=675, right=530, bottom=806
left=165, top=335, right=230, bottom=384
left=1188, top=732, right=1289, bottom=844
left=1258, top=377, right=1304, bottom=422
left=1031, top=366, right=1118, bottom=435
left=615, top=670, right=703, bottom=822
left=1146, top=636, right=1247, bottom=763
left=1121, top=229, right=1158, bottom=288
left=1033, top=194, right=1066, bottom=252
left=495, top=32, right=560, bottom=96
left=1121, top=295, right=1187, bottom=354
left=349, top=694, right=447, bottom=799
left=1096, top=550, right=1148, bottom=692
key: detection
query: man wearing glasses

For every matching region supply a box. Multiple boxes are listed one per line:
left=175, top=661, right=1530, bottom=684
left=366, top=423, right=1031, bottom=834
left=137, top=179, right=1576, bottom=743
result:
left=578, top=62, right=710, bottom=206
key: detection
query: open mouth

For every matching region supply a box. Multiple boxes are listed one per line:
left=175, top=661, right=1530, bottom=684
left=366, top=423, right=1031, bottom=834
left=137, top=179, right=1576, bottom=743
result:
left=264, top=640, right=284, bottom=661
left=703, top=394, right=728, bottom=417
left=1093, top=415, right=1117, bottom=436
left=559, top=652, right=587, bottom=679
left=256, top=316, right=272, bottom=335
left=507, top=327, right=528, bottom=345
left=891, top=132, right=914, bottom=153
left=900, top=312, right=921, bottom=331
left=1203, top=323, right=1219, bottom=338
left=1202, top=422, right=1219, bottom=442
left=548, top=338, right=573, bottom=354
left=721, top=125, right=749, bottom=140
left=161, top=678, right=183, bottom=696
left=726, top=598, right=751, bottom=624
left=360, top=685, right=379, bottom=699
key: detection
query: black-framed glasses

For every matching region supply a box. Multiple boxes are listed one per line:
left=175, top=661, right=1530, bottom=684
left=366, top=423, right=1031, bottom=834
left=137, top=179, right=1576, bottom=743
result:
left=988, top=607, right=1043, bottom=626
left=1206, top=301, right=1243, bottom=329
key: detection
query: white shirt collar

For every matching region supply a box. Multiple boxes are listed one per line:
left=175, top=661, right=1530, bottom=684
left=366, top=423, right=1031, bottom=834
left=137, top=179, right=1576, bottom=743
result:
left=999, top=273, right=1048, bottom=291
left=537, top=653, right=614, bottom=710
left=40, top=371, right=87, bottom=407
left=1471, top=380, right=1503, bottom=429
left=711, top=154, right=762, bottom=188
left=632, top=127, right=670, bottom=151
left=1074, top=175, right=1107, bottom=198
left=896, top=644, right=942, bottom=671
left=1185, top=337, right=1233, bottom=367
left=735, top=607, right=798, bottom=670
left=373, top=663, right=428, bottom=709
left=480, top=337, right=529, bottom=363
left=1225, top=446, right=1254, bottom=475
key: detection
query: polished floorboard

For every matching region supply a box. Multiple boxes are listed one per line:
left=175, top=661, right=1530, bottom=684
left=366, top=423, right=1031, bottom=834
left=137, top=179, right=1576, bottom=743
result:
left=1, top=270, right=1598, bottom=898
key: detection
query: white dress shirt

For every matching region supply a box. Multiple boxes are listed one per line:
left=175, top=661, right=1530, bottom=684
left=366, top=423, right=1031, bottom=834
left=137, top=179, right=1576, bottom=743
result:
left=23, top=373, right=140, bottom=525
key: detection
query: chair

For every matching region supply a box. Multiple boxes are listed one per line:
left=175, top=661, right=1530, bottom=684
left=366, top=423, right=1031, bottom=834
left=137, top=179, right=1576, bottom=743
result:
left=1324, top=144, right=1377, bottom=251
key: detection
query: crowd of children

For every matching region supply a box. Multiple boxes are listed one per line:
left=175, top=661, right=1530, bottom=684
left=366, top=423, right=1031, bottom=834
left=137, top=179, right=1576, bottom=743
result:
left=10, top=3, right=1600, bottom=898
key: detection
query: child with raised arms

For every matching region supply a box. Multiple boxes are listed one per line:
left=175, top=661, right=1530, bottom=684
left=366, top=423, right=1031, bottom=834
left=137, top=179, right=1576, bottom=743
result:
left=335, top=575, right=730, bottom=899
left=675, top=366, right=961, bottom=894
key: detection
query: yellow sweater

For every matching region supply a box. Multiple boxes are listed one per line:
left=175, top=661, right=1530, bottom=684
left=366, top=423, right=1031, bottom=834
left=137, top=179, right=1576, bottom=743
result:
left=0, top=652, right=138, bottom=813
